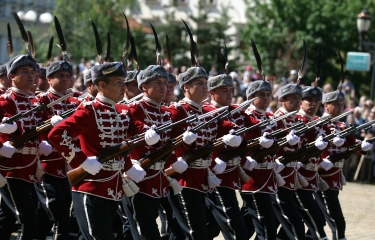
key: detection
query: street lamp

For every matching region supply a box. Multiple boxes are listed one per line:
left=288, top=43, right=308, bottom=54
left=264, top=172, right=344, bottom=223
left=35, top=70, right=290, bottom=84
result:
left=357, top=9, right=375, bottom=100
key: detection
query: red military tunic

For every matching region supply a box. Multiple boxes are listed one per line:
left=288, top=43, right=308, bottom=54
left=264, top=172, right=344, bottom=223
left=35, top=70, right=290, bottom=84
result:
left=35, top=88, right=81, bottom=178
left=167, top=98, right=236, bottom=193
left=48, top=94, right=135, bottom=200
left=0, top=84, right=7, bottom=95
left=296, top=110, right=326, bottom=191
left=78, top=92, right=95, bottom=103
left=205, top=100, right=248, bottom=190
left=242, top=104, right=278, bottom=194
left=0, top=87, right=43, bottom=182
left=320, top=113, right=358, bottom=190
left=128, top=97, right=175, bottom=198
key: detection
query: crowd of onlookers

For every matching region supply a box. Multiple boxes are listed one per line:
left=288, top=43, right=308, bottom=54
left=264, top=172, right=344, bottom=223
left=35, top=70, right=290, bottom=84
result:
left=71, top=59, right=375, bottom=184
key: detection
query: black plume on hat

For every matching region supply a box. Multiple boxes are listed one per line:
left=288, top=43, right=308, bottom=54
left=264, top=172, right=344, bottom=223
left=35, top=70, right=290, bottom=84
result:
left=91, top=62, right=127, bottom=83
left=137, top=65, right=168, bottom=90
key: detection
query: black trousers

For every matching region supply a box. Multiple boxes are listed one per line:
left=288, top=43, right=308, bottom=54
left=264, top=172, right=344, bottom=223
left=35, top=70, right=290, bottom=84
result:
left=318, top=190, right=345, bottom=239
left=205, top=187, right=247, bottom=240
left=271, top=187, right=305, bottom=240
left=159, top=190, right=183, bottom=240
left=0, top=178, right=38, bottom=240
left=295, top=189, right=327, bottom=239
left=168, top=188, right=209, bottom=240
left=72, top=191, right=118, bottom=240
left=240, top=192, right=277, bottom=240
left=121, top=193, right=162, bottom=240
left=34, top=174, right=71, bottom=239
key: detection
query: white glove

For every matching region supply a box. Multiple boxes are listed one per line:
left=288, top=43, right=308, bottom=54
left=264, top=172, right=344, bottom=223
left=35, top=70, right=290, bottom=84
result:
left=172, top=157, right=188, bottom=174
left=0, top=141, right=16, bottom=158
left=319, top=158, right=334, bottom=171
left=286, top=130, right=300, bottom=146
left=297, top=162, right=303, bottom=170
left=0, top=117, right=17, bottom=134
left=145, top=125, right=160, bottom=146
left=333, top=136, right=345, bottom=147
left=361, top=138, right=373, bottom=151
left=125, top=164, right=146, bottom=183
left=81, top=156, right=103, bottom=175
left=182, top=130, right=198, bottom=145
left=275, top=159, right=285, bottom=173
left=38, top=141, right=53, bottom=156
left=315, top=136, right=328, bottom=150
left=222, top=130, right=242, bottom=147
left=259, top=132, right=274, bottom=148
left=51, top=115, right=63, bottom=127
left=243, top=156, right=257, bottom=171
left=212, top=157, right=227, bottom=174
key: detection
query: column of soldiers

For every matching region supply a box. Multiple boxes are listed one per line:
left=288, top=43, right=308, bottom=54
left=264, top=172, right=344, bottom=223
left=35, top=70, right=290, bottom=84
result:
left=0, top=17, right=373, bottom=240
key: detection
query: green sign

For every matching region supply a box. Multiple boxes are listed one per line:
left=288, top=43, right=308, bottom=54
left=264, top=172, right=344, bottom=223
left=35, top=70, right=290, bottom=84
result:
left=346, top=52, right=371, bottom=72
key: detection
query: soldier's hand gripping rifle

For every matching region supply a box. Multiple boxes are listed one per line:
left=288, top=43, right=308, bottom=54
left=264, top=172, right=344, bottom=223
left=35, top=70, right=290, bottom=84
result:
left=326, top=136, right=375, bottom=164
left=67, top=114, right=197, bottom=186
left=0, top=108, right=76, bottom=162
left=1, top=93, right=73, bottom=124
left=218, top=110, right=298, bottom=162
left=135, top=106, right=230, bottom=174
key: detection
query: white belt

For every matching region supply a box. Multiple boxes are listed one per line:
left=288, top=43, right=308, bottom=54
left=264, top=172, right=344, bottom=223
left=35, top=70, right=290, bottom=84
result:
left=304, top=163, right=318, bottom=171
left=149, top=162, right=165, bottom=170
left=334, top=162, right=344, bottom=168
left=254, top=162, right=275, bottom=169
left=189, top=159, right=212, bottom=168
left=226, top=157, right=241, bottom=166
left=102, top=160, right=124, bottom=171
left=16, top=147, right=38, bottom=155
left=286, top=162, right=297, bottom=167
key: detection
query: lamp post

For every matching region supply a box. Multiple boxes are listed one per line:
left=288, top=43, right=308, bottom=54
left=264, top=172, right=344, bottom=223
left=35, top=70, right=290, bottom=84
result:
left=357, top=9, right=375, bottom=101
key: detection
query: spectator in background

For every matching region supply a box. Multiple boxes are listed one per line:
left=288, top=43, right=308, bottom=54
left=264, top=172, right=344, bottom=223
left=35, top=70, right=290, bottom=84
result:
left=269, top=100, right=278, bottom=113
left=287, top=69, right=297, bottom=83
left=209, top=65, right=218, bottom=77
left=345, top=99, right=356, bottom=112
left=342, top=76, right=356, bottom=100
left=242, top=65, right=257, bottom=86
left=359, top=96, right=367, bottom=107
left=323, top=83, right=333, bottom=93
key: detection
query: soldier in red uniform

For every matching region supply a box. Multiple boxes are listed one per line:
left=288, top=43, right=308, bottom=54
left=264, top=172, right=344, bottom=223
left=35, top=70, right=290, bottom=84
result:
left=123, top=70, right=142, bottom=102
left=0, top=64, right=11, bottom=95
left=204, top=73, right=248, bottom=240
left=79, top=69, right=97, bottom=102
left=167, top=66, right=242, bottom=239
left=0, top=54, right=43, bottom=239
left=33, top=60, right=81, bottom=239
left=318, top=89, right=372, bottom=240
left=48, top=62, right=147, bottom=239
left=240, top=80, right=281, bottom=240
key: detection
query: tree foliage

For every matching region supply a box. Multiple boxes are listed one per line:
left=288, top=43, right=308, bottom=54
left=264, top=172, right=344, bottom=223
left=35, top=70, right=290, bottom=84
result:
left=242, top=0, right=375, bottom=98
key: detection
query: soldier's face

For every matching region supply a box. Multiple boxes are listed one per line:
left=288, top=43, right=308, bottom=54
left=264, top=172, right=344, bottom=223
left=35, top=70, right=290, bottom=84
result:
left=163, top=83, right=176, bottom=104
left=38, top=76, right=50, bottom=92
left=124, top=81, right=141, bottom=99
left=324, top=101, right=344, bottom=117
left=252, top=90, right=271, bottom=110
left=184, top=78, right=208, bottom=103
left=48, top=71, right=71, bottom=94
left=10, top=66, right=35, bottom=92
left=142, top=77, right=167, bottom=103
left=101, top=77, right=125, bottom=102
left=301, top=97, right=320, bottom=116
left=281, top=93, right=301, bottom=112
left=210, top=86, right=234, bottom=106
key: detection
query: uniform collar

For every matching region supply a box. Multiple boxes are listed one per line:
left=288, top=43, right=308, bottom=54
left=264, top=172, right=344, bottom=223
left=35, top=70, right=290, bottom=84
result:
left=249, top=104, right=266, bottom=114
left=9, top=87, right=32, bottom=98
left=143, top=96, right=162, bottom=109
left=298, top=109, right=314, bottom=120
left=49, top=88, right=66, bottom=98
left=210, top=100, right=223, bottom=108
left=96, top=93, right=117, bottom=107
left=183, top=97, right=202, bottom=112
left=322, top=112, right=338, bottom=122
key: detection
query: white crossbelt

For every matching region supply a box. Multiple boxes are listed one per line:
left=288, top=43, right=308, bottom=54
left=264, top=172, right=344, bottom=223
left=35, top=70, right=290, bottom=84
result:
left=189, top=158, right=212, bottom=168
left=254, top=162, right=275, bottom=169
left=16, top=147, right=38, bottom=155
left=102, top=160, right=124, bottom=171
left=226, top=157, right=241, bottom=166
left=131, top=159, right=165, bottom=171
left=303, top=163, right=318, bottom=171
left=334, top=161, right=344, bottom=168
left=286, top=162, right=297, bottom=167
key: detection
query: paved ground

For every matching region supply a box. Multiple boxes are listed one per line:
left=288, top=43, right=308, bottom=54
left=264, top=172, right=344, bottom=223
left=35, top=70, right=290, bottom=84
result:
left=10, top=182, right=375, bottom=239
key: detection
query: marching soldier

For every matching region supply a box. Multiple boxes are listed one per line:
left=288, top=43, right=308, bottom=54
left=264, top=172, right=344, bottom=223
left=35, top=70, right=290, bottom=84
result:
left=318, top=88, right=372, bottom=240
left=0, top=64, right=11, bottom=94
left=123, top=70, right=142, bottom=102
left=79, top=69, right=97, bottom=102
left=48, top=62, right=146, bottom=239
left=0, top=54, right=42, bottom=239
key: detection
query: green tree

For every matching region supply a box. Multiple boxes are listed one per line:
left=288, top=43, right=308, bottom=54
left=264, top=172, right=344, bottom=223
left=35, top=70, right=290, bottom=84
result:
left=242, top=0, right=375, bottom=99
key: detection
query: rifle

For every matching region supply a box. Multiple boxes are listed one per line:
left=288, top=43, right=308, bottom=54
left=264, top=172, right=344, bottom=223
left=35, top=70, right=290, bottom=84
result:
left=327, top=136, right=375, bottom=163
left=137, top=107, right=231, bottom=174
left=118, top=93, right=143, bottom=104
left=67, top=114, right=198, bottom=186
left=218, top=111, right=298, bottom=162
left=2, top=93, right=73, bottom=124
left=0, top=108, right=76, bottom=162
